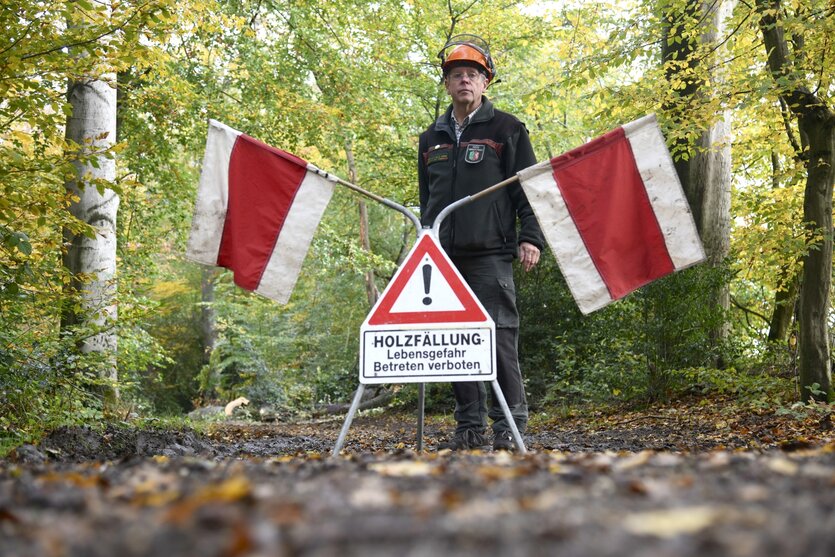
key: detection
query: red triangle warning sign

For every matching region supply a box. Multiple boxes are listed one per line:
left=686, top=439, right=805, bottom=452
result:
left=366, top=234, right=489, bottom=326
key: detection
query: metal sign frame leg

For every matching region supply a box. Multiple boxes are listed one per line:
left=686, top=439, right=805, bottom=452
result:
left=332, top=384, right=366, bottom=456
left=334, top=380, right=525, bottom=456
left=491, top=380, right=527, bottom=454
left=332, top=382, right=426, bottom=456
left=417, top=383, right=425, bottom=451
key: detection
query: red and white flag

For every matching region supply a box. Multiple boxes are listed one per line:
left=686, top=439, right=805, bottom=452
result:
left=186, top=120, right=335, bottom=304
left=518, top=114, right=704, bottom=314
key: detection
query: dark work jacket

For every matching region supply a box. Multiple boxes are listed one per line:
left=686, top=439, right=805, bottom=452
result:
left=418, top=97, right=544, bottom=258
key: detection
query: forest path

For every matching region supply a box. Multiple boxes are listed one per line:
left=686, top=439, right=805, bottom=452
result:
left=2, top=397, right=834, bottom=556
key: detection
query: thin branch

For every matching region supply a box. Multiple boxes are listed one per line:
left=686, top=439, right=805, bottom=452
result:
left=778, top=96, right=804, bottom=159
left=20, top=1, right=153, bottom=62
left=310, top=4, right=348, bottom=50
left=218, top=88, right=243, bottom=105
left=813, top=34, right=828, bottom=95
left=451, top=0, right=480, bottom=21
left=0, top=18, right=39, bottom=58
left=730, top=294, right=770, bottom=325
left=706, top=42, right=763, bottom=73
left=695, top=0, right=723, bottom=30
left=701, top=6, right=754, bottom=60
left=248, top=0, right=264, bottom=28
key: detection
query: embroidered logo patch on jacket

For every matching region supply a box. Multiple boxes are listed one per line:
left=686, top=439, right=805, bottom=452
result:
left=465, top=144, right=485, bottom=164
left=427, top=150, right=449, bottom=165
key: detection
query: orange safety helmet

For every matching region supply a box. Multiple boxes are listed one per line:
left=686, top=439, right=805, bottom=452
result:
left=439, top=34, right=496, bottom=84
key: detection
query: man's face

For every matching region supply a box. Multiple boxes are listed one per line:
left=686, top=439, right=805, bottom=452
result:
left=444, top=64, right=488, bottom=106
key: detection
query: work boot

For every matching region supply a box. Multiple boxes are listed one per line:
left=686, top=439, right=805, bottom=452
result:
left=492, top=430, right=516, bottom=451
left=438, top=429, right=488, bottom=451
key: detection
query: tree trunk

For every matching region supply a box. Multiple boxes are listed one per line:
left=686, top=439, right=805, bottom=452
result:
left=767, top=272, right=799, bottom=343
left=692, top=116, right=733, bottom=268
left=662, top=0, right=700, bottom=200
left=796, top=115, right=834, bottom=400
left=662, top=0, right=734, bottom=365
left=756, top=0, right=835, bottom=401
left=766, top=151, right=799, bottom=343
left=662, top=0, right=734, bottom=249
left=62, top=74, right=119, bottom=402
left=345, top=140, right=379, bottom=306
left=693, top=112, right=733, bottom=355
left=200, top=268, right=218, bottom=366
left=358, top=200, right=379, bottom=306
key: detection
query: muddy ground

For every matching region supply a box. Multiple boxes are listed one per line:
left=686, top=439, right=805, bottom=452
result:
left=2, top=398, right=835, bottom=556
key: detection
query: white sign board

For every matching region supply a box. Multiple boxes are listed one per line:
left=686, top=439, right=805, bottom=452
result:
left=361, top=327, right=494, bottom=383
left=359, top=233, right=496, bottom=384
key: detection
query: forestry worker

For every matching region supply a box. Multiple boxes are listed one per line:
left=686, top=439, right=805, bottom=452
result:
left=417, top=34, right=544, bottom=451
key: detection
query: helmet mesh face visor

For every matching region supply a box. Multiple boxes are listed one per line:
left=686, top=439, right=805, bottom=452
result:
left=444, top=34, right=490, bottom=54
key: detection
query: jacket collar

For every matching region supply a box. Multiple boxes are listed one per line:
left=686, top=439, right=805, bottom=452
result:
left=433, top=96, right=494, bottom=138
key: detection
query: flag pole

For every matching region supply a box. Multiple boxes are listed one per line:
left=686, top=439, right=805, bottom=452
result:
left=307, top=164, right=422, bottom=233
left=308, top=164, right=430, bottom=455
left=431, top=174, right=521, bottom=238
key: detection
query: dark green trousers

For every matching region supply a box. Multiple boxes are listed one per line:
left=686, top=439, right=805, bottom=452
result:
left=450, top=254, right=528, bottom=435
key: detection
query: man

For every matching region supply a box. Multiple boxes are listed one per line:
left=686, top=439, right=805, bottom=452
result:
left=418, top=34, right=544, bottom=451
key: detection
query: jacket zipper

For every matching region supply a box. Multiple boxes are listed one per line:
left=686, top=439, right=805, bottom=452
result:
left=450, top=133, right=459, bottom=252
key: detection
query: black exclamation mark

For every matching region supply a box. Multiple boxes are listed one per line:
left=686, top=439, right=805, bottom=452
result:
left=422, top=263, right=432, bottom=306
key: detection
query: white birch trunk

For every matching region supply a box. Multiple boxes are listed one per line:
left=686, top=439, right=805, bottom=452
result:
left=63, top=73, right=119, bottom=394
left=661, top=0, right=735, bottom=365
left=692, top=0, right=734, bottom=269
left=699, top=1, right=735, bottom=352
left=200, top=267, right=217, bottom=366
left=693, top=109, right=732, bottom=354
left=692, top=114, right=732, bottom=267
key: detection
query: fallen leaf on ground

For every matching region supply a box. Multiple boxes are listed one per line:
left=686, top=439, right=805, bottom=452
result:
left=623, top=506, right=721, bottom=538
left=164, top=475, right=252, bottom=523
left=368, top=460, right=434, bottom=477
left=766, top=457, right=799, bottom=475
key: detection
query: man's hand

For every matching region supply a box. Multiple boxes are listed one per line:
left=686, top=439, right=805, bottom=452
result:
left=518, top=242, right=540, bottom=272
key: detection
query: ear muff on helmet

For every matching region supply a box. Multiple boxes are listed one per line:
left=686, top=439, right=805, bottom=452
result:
left=438, top=34, right=497, bottom=84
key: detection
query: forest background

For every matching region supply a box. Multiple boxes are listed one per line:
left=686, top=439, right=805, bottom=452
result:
left=1, top=0, right=833, bottom=446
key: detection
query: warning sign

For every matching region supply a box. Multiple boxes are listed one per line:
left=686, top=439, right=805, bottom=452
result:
left=366, top=234, right=489, bottom=325
left=359, top=233, right=495, bottom=384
